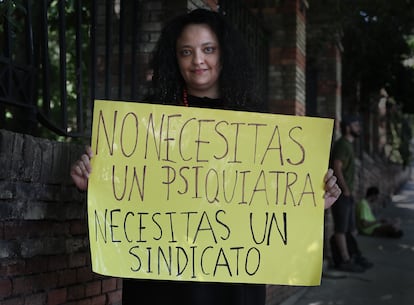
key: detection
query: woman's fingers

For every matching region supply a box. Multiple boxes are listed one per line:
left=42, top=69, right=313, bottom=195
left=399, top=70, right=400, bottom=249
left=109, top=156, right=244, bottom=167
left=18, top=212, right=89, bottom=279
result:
left=80, top=154, right=91, bottom=177
left=324, top=168, right=341, bottom=209
left=70, top=148, right=93, bottom=191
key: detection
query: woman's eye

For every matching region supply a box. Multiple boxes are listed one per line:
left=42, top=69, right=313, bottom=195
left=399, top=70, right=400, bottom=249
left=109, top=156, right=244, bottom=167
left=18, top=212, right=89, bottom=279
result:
left=204, top=46, right=216, bottom=54
left=180, top=49, right=192, bottom=56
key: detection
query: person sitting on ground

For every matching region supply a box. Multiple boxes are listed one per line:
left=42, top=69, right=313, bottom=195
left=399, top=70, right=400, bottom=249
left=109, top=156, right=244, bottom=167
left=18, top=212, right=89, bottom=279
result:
left=356, top=186, right=403, bottom=238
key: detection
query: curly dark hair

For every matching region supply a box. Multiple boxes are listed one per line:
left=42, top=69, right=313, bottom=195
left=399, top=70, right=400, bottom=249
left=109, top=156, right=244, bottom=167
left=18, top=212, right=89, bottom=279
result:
left=149, top=9, right=258, bottom=110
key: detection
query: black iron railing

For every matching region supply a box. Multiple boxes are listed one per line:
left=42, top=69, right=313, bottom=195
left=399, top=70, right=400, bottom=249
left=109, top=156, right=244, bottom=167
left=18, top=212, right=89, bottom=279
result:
left=1, top=0, right=269, bottom=139
left=1, top=0, right=93, bottom=137
left=0, top=0, right=143, bottom=138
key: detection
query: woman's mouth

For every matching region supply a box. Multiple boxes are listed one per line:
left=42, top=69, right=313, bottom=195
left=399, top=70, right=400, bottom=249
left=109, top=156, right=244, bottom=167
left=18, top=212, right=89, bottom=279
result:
left=193, top=68, right=207, bottom=75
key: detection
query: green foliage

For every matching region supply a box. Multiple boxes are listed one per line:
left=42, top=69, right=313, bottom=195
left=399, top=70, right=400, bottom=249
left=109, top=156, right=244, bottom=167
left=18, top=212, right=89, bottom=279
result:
left=1, top=0, right=91, bottom=141
left=308, top=0, right=414, bottom=113
left=0, top=0, right=26, bottom=34
left=1, top=0, right=26, bottom=58
left=407, top=35, right=414, bottom=50
left=37, top=0, right=91, bottom=140
left=340, top=0, right=414, bottom=112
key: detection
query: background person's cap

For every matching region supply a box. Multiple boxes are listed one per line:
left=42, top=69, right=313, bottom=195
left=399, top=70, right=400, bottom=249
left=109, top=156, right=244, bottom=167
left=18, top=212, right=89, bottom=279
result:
left=341, top=114, right=360, bottom=126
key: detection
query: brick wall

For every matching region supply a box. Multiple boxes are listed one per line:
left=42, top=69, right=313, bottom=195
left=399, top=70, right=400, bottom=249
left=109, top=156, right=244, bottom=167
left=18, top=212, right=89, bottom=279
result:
left=0, top=129, right=122, bottom=305
left=306, top=0, right=343, bottom=122
left=313, top=44, right=342, bottom=120
left=265, top=0, right=307, bottom=116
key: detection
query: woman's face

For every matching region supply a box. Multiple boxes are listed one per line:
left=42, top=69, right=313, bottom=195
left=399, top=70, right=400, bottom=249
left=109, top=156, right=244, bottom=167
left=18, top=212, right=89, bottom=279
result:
left=176, top=24, right=221, bottom=98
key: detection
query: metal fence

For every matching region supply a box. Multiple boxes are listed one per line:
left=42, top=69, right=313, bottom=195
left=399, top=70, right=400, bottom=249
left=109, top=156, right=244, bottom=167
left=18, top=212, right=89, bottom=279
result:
left=0, top=0, right=269, bottom=139
left=1, top=0, right=93, bottom=137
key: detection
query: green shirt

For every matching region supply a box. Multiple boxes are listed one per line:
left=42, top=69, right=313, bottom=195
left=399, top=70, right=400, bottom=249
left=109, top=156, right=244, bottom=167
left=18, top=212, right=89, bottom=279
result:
left=356, top=198, right=381, bottom=235
left=331, top=136, right=355, bottom=191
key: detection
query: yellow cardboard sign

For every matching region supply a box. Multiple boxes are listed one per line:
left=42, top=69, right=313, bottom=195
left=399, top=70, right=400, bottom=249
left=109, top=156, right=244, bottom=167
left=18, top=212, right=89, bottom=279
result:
left=88, top=99, right=333, bottom=286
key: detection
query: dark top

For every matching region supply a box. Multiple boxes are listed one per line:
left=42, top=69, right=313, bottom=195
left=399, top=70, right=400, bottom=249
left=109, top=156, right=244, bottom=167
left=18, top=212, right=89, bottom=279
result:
left=122, top=95, right=266, bottom=305
left=331, top=136, right=355, bottom=191
left=186, top=94, right=224, bottom=109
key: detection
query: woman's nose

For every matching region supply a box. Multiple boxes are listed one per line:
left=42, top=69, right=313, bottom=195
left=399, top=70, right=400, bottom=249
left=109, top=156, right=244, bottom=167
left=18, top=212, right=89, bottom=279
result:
left=192, top=50, right=204, bottom=64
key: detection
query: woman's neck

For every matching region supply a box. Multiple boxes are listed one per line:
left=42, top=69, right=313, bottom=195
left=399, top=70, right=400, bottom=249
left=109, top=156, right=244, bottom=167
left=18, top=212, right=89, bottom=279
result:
left=187, top=87, right=220, bottom=99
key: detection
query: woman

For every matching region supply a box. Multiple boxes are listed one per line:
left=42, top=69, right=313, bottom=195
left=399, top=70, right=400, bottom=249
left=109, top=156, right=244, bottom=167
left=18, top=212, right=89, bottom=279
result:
left=149, top=9, right=257, bottom=109
left=71, top=9, right=341, bottom=305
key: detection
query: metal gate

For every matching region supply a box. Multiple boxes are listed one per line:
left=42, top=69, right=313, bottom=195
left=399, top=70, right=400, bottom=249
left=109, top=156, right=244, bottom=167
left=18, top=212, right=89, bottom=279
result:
left=0, top=0, right=269, bottom=138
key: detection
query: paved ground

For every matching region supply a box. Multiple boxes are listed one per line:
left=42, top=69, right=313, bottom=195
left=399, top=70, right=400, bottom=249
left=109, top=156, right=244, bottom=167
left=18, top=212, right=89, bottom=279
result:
left=287, top=167, right=414, bottom=305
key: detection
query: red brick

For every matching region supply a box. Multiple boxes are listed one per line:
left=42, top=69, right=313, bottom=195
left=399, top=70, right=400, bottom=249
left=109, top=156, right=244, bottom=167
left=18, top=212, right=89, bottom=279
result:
left=69, top=253, right=87, bottom=268
left=281, top=0, right=299, bottom=13
left=4, top=222, right=27, bottom=240
left=269, top=47, right=282, bottom=65
left=70, top=220, right=88, bottom=235
left=2, top=260, right=26, bottom=276
left=0, top=296, right=25, bottom=305
left=12, top=276, right=33, bottom=295
left=281, top=47, right=298, bottom=61
left=295, top=102, right=306, bottom=116
left=66, top=300, right=91, bottom=305
left=106, top=290, right=122, bottom=304
left=48, top=255, right=68, bottom=271
left=85, top=255, right=92, bottom=265
left=85, top=281, right=101, bottom=297
left=67, top=284, right=85, bottom=300
left=91, top=295, right=106, bottom=305
left=24, top=293, right=46, bottom=305
left=269, top=99, right=298, bottom=115
left=77, top=299, right=92, bottom=305
left=25, top=256, right=48, bottom=274
left=0, top=278, right=12, bottom=298
left=4, top=221, right=66, bottom=240
left=51, top=222, right=70, bottom=235
left=296, top=50, right=306, bottom=70
left=37, top=272, right=58, bottom=290
left=0, top=222, right=4, bottom=239
left=58, top=269, right=77, bottom=286
left=77, top=267, right=94, bottom=282
left=47, top=288, right=67, bottom=305
left=102, top=278, right=117, bottom=293
left=116, top=278, right=122, bottom=289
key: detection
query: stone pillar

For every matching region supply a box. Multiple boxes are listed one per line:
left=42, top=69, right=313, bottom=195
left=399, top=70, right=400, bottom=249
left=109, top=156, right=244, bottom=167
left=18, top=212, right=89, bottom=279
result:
left=313, top=45, right=341, bottom=119
left=306, top=0, right=343, bottom=133
left=262, top=0, right=307, bottom=115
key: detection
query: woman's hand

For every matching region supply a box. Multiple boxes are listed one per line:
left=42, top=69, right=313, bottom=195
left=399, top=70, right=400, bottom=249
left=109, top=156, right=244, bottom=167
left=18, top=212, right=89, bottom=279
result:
left=70, top=146, right=93, bottom=191
left=323, top=168, right=341, bottom=209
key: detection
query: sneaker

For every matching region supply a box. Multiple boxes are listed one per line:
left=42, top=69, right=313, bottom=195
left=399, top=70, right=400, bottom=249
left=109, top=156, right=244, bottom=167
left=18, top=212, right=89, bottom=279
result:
left=355, top=256, right=374, bottom=269
left=393, top=230, right=403, bottom=238
left=336, top=260, right=365, bottom=273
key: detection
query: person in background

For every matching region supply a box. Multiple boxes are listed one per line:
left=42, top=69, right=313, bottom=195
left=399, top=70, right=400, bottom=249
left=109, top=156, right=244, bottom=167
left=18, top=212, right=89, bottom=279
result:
left=356, top=186, right=403, bottom=238
left=71, top=9, right=341, bottom=305
left=330, top=115, right=371, bottom=272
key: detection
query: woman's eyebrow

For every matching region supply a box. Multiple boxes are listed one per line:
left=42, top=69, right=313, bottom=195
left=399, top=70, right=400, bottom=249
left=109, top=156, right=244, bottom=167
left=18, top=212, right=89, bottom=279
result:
left=177, top=41, right=216, bottom=47
left=202, top=42, right=217, bottom=46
